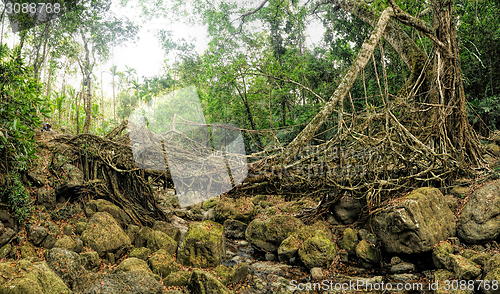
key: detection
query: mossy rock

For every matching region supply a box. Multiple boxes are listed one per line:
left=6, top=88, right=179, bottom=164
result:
left=75, top=222, right=87, bottom=235
left=448, top=254, right=481, bottom=280
left=215, top=265, right=235, bottom=285
left=278, top=235, right=301, bottom=262
left=45, top=247, right=84, bottom=286
left=152, top=221, right=181, bottom=242
left=298, top=236, right=337, bottom=269
left=215, top=197, right=256, bottom=224
left=148, top=249, right=181, bottom=278
left=246, top=215, right=304, bottom=252
left=146, top=230, right=177, bottom=255
left=483, top=268, right=500, bottom=294
left=129, top=247, right=151, bottom=260
left=134, top=227, right=153, bottom=248
left=432, top=241, right=453, bottom=269
left=251, top=195, right=267, bottom=205
left=79, top=251, right=100, bottom=270
left=20, top=242, right=37, bottom=259
left=355, top=240, right=379, bottom=264
left=84, top=199, right=131, bottom=229
left=116, top=257, right=156, bottom=279
left=178, top=220, right=225, bottom=268
left=165, top=271, right=192, bottom=287
left=54, top=235, right=76, bottom=251
left=81, top=212, right=131, bottom=258
left=0, top=259, right=71, bottom=294
left=187, top=269, right=233, bottom=294
left=202, top=198, right=218, bottom=210
left=233, top=262, right=248, bottom=283
left=338, top=228, right=358, bottom=256
left=0, top=243, right=11, bottom=259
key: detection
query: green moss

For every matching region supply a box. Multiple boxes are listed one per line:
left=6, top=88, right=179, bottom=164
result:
left=164, top=271, right=191, bottom=287
left=298, top=236, right=337, bottom=269
left=202, top=198, right=218, bottom=210
left=215, top=265, right=235, bottom=285
left=355, top=240, right=379, bottom=264
left=338, top=228, right=359, bottom=255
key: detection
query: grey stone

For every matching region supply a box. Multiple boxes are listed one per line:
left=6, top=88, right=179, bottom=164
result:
left=223, top=219, right=247, bottom=239
left=372, top=187, right=456, bottom=254
left=458, top=180, right=500, bottom=243
left=27, top=225, right=48, bottom=246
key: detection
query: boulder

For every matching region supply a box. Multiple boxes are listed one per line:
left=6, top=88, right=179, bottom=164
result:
left=233, top=262, right=248, bottom=283
left=146, top=230, right=177, bottom=255
left=84, top=199, right=131, bottom=229
left=152, top=220, right=181, bottom=242
left=331, top=193, right=364, bottom=224
left=214, top=265, right=235, bottom=285
left=246, top=215, right=304, bottom=252
left=448, top=254, right=481, bottom=280
left=215, top=197, right=256, bottom=224
left=80, top=251, right=100, bottom=270
left=298, top=235, right=337, bottom=269
left=355, top=240, right=379, bottom=264
left=178, top=220, right=225, bottom=268
left=37, top=187, right=56, bottom=209
left=165, top=271, right=192, bottom=287
left=187, top=269, right=233, bottom=294
left=338, top=228, right=358, bottom=255
left=458, top=180, right=500, bottom=243
left=0, top=244, right=11, bottom=259
left=78, top=270, right=162, bottom=294
left=432, top=241, right=454, bottom=269
left=0, top=228, right=16, bottom=247
left=56, top=163, right=84, bottom=191
left=483, top=269, right=500, bottom=294
left=278, top=235, right=301, bottom=262
left=0, top=259, right=71, bottom=294
left=20, top=242, right=37, bottom=258
left=54, top=235, right=76, bottom=251
left=371, top=187, right=456, bottom=254
left=81, top=212, right=131, bottom=258
left=116, top=257, right=155, bottom=278
left=223, top=219, right=247, bottom=239
left=41, top=233, right=57, bottom=249
left=128, top=247, right=151, bottom=260
left=148, top=249, right=181, bottom=278
left=27, top=225, right=48, bottom=246
left=45, top=247, right=84, bottom=286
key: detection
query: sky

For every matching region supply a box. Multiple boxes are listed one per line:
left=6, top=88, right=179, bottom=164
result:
left=3, top=0, right=326, bottom=95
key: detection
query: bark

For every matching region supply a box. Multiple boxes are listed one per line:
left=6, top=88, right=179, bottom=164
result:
left=284, top=7, right=394, bottom=161
left=79, top=33, right=96, bottom=134
left=235, top=76, right=263, bottom=148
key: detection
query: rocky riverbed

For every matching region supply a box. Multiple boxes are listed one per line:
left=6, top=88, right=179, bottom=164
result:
left=0, top=142, right=500, bottom=293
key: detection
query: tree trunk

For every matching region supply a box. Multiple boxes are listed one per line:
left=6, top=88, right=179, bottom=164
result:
left=284, top=7, right=394, bottom=161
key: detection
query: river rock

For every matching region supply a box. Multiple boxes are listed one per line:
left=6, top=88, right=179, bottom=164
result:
left=432, top=241, right=454, bottom=268
left=246, top=215, right=304, bottom=252
left=84, top=199, right=131, bottom=229
left=54, top=235, right=76, bottom=251
left=27, top=225, right=48, bottom=246
left=187, top=269, right=233, bottom=294
left=331, top=193, right=364, bottom=224
left=215, top=197, right=256, bottom=224
left=79, top=270, right=162, bottom=294
left=116, top=257, right=155, bottom=278
left=146, top=230, right=177, bottom=255
left=457, top=180, right=500, bottom=243
left=178, top=220, right=225, bottom=268
left=339, top=228, right=359, bottom=255
left=0, top=259, right=71, bottom=294
left=371, top=187, right=456, bottom=254
left=45, top=247, right=84, bottom=286
left=356, top=239, right=379, bottom=264
left=298, top=235, right=337, bottom=269
left=223, top=219, right=247, bottom=239
left=148, top=249, right=181, bottom=278
left=81, top=211, right=131, bottom=258
left=37, top=187, right=56, bottom=209
left=165, top=271, right=192, bottom=286
left=129, top=247, right=151, bottom=260
left=448, top=254, right=481, bottom=280
left=80, top=251, right=100, bottom=270
left=152, top=220, right=181, bottom=242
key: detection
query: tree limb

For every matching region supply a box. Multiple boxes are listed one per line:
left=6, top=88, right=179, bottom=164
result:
left=283, top=7, right=394, bottom=162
